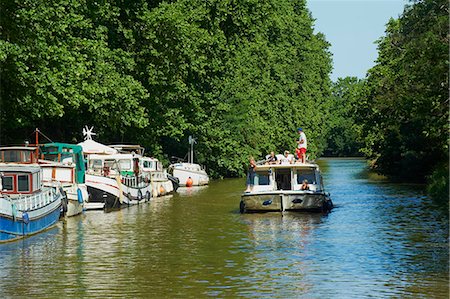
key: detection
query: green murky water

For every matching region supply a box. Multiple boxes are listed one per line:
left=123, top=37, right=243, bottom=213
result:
left=0, top=159, right=448, bottom=298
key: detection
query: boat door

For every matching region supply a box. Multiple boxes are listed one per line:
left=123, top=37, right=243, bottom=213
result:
left=275, top=168, right=291, bottom=190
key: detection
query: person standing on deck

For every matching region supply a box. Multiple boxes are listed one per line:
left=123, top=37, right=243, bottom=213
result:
left=245, top=156, right=257, bottom=192
left=296, top=128, right=307, bottom=163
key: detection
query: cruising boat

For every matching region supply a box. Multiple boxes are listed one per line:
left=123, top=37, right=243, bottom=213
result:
left=39, top=143, right=89, bottom=217
left=240, top=160, right=333, bottom=213
left=168, top=136, right=209, bottom=187
left=0, top=147, right=64, bottom=243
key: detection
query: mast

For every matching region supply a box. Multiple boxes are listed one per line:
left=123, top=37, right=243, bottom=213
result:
left=188, top=135, right=196, bottom=164
left=35, top=128, right=39, bottom=163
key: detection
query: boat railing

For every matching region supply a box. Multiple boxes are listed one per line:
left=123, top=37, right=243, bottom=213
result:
left=10, top=188, right=58, bottom=212
left=121, top=175, right=149, bottom=188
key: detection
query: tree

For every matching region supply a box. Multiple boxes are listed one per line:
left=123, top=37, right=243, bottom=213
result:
left=357, top=0, right=448, bottom=187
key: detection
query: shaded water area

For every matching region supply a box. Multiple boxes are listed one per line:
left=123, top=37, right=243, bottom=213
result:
left=0, top=158, right=448, bottom=298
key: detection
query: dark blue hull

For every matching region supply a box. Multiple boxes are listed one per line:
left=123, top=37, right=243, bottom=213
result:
left=0, top=205, right=61, bottom=243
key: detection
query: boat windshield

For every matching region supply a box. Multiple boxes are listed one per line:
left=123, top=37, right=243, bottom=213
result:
left=255, top=171, right=270, bottom=185
left=1, top=150, right=32, bottom=163
left=89, top=159, right=103, bottom=170
left=296, top=168, right=316, bottom=184
left=118, top=159, right=131, bottom=171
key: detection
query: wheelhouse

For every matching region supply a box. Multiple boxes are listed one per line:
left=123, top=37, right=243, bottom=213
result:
left=0, top=166, right=42, bottom=195
left=0, top=147, right=38, bottom=164
left=251, top=164, right=323, bottom=192
left=40, top=143, right=86, bottom=184
left=141, top=157, right=163, bottom=172
left=86, top=154, right=139, bottom=177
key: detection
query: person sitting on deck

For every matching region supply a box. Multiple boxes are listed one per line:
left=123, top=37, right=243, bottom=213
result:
left=301, top=179, right=310, bottom=190
left=265, top=151, right=279, bottom=165
left=280, top=151, right=294, bottom=164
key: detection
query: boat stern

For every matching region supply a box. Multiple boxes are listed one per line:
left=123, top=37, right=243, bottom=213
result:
left=240, top=193, right=282, bottom=213
left=283, top=192, right=333, bottom=212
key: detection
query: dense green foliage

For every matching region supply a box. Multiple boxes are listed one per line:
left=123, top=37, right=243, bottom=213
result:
left=323, top=77, right=364, bottom=157
left=0, top=0, right=332, bottom=177
left=356, top=0, right=448, bottom=193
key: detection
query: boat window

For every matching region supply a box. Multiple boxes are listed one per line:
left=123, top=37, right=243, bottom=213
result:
left=2, top=176, right=13, bottom=191
left=62, top=147, right=73, bottom=153
left=297, top=169, right=316, bottom=184
left=255, top=171, right=270, bottom=185
left=43, top=154, right=59, bottom=162
left=18, top=175, right=30, bottom=192
left=33, top=172, right=39, bottom=191
left=143, top=160, right=153, bottom=169
left=46, top=146, right=59, bottom=153
left=104, top=160, right=117, bottom=169
left=61, top=155, right=74, bottom=164
left=118, top=159, right=131, bottom=170
left=89, top=159, right=103, bottom=170
left=1, top=150, right=33, bottom=163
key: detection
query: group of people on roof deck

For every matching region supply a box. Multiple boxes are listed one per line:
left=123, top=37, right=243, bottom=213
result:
left=265, top=127, right=307, bottom=165
left=245, top=128, right=308, bottom=192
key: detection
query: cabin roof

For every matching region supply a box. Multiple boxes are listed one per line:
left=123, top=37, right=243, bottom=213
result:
left=40, top=143, right=83, bottom=153
left=88, top=153, right=138, bottom=160
left=109, top=144, right=144, bottom=150
left=170, top=162, right=201, bottom=167
left=78, top=139, right=118, bottom=155
left=39, top=161, right=74, bottom=168
left=0, top=165, right=41, bottom=173
left=255, top=163, right=319, bottom=171
left=0, top=146, right=37, bottom=151
left=141, top=157, right=159, bottom=162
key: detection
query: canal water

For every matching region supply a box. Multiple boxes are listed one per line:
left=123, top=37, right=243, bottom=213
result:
left=0, top=159, right=448, bottom=298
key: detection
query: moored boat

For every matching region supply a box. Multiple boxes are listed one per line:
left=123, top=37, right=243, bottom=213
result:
left=40, top=143, right=89, bottom=217
left=110, top=145, right=174, bottom=197
left=78, top=129, right=123, bottom=210
left=168, top=136, right=209, bottom=187
left=140, top=157, right=174, bottom=197
left=86, top=153, right=152, bottom=209
left=240, top=161, right=332, bottom=213
left=168, top=162, right=209, bottom=187
left=0, top=147, right=64, bottom=243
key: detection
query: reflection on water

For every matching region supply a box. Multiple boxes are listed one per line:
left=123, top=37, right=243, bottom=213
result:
left=0, top=159, right=448, bottom=298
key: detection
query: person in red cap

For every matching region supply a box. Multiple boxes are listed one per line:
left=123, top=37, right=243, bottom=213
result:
left=296, top=128, right=307, bottom=163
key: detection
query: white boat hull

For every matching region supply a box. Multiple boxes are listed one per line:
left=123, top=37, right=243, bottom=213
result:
left=171, top=165, right=209, bottom=187
left=85, top=174, right=121, bottom=210
left=151, top=179, right=174, bottom=197
left=65, top=185, right=88, bottom=217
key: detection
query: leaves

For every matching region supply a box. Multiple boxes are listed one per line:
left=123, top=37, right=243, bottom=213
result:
left=356, top=0, right=449, bottom=180
left=0, top=0, right=332, bottom=178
